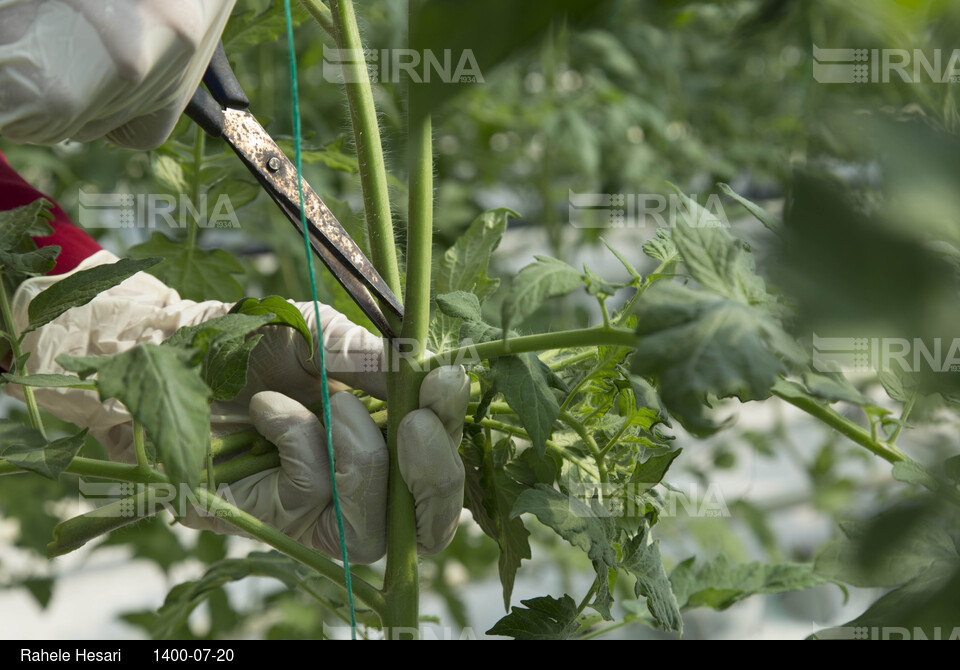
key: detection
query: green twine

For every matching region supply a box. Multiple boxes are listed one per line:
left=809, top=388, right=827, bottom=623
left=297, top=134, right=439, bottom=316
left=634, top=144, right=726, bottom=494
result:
left=282, top=0, right=358, bottom=640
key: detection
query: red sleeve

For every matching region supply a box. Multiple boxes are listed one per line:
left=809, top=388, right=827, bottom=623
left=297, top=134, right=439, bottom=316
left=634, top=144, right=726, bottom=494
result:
left=0, top=150, right=102, bottom=274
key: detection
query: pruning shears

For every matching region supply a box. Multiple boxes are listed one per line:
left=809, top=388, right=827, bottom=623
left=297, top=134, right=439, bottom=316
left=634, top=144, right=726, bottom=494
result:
left=184, top=42, right=403, bottom=340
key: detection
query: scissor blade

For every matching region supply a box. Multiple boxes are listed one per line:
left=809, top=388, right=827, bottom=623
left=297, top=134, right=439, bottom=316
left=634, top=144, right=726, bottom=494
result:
left=266, top=190, right=399, bottom=339
left=219, top=108, right=404, bottom=321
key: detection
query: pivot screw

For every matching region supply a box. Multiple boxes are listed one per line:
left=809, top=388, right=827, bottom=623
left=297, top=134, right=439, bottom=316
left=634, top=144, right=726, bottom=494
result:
left=267, top=157, right=281, bottom=172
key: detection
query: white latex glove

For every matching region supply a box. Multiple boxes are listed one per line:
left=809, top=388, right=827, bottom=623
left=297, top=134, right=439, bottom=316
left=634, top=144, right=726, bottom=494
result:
left=0, top=0, right=236, bottom=149
left=7, top=250, right=471, bottom=562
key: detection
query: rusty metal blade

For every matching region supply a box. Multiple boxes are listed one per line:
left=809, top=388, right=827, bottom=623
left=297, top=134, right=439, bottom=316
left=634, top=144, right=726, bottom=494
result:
left=220, top=108, right=404, bottom=323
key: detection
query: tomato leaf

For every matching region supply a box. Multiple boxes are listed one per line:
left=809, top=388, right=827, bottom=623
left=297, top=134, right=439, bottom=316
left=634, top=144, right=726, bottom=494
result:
left=672, top=555, right=831, bottom=611
left=461, top=436, right=533, bottom=611
left=230, top=296, right=313, bottom=355
left=620, top=532, right=683, bottom=633
left=26, top=257, right=162, bottom=333
left=0, top=199, right=53, bottom=251
left=59, top=345, right=211, bottom=490
left=0, top=429, right=88, bottom=480
left=500, top=256, right=583, bottom=336
left=429, top=208, right=515, bottom=353
left=512, top=484, right=617, bottom=618
left=486, top=594, right=580, bottom=640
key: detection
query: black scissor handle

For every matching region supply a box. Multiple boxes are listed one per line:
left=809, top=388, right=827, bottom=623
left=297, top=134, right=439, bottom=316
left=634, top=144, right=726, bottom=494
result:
left=185, top=42, right=250, bottom=139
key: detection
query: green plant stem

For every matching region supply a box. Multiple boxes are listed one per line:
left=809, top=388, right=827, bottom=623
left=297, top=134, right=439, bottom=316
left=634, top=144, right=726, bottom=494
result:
left=599, top=300, right=611, bottom=328
left=578, top=619, right=633, bottom=640
left=577, top=578, right=599, bottom=615
left=464, top=415, right=598, bottom=476
left=297, top=0, right=335, bottom=36
left=0, top=269, right=45, bottom=438
left=328, top=0, right=402, bottom=308
left=597, top=412, right=636, bottom=459
left=560, top=411, right=608, bottom=483
left=193, top=488, right=386, bottom=615
left=211, top=429, right=262, bottom=459
left=772, top=387, right=960, bottom=508
left=887, top=391, right=917, bottom=445
left=614, top=256, right=677, bottom=327
left=375, top=47, right=435, bottom=638
left=187, top=127, right=205, bottom=253
left=133, top=421, right=148, bottom=474
left=2, top=451, right=386, bottom=611
left=548, top=350, right=597, bottom=371
left=772, top=388, right=907, bottom=464
left=427, top=326, right=637, bottom=370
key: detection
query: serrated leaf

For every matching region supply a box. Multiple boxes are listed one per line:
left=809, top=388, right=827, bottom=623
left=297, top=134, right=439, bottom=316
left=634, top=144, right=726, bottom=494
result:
left=601, top=237, right=641, bottom=280
left=621, top=533, right=683, bottom=633
left=203, top=334, right=263, bottom=401
left=0, top=245, right=59, bottom=276
left=671, top=555, right=831, bottom=611
left=0, top=199, right=53, bottom=251
left=814, top=514, right=947, bottom=589
left=435, top=291, right=482, bottom=322
left=223, top=2, right=310, bottom=52
left=631, top=282, right=802, bottom=434
left=512, top=484, right=617, bottom=569
left=512, top=484, right=617, bottom=618
left=207, top=179, right=259, bottom=212
left=461, top=436, right=532, bottom=610
left=642, top=228, right=679, bottom=264
left=488, top=354, right=566, bottom=458
left=486, top=594, right=580, bottom=640
left=430, top=209, right=514, bottom=353
left=670, top=203, right=767, bottom=303
left=802, top=371, right=870, bottom=406
left=127, top=232, right=244, bottom=301
left=583, top=266, right=621, bottom=299
left=152, top=154, right=188, bottom=194
left=501, top=256, right=583, bottom=334
left=629, top=449, right=682, bottom=485
left=26, top=257, right=162, bottom=333
left=627, top=375, right=671, bottom=428
left=94, top=345, right=211, bottom=490
left=718, top=182, right=781, bottom=232
left=1, top=373, right=97, bottom=390
left=163, top=312, right=275, bottom=401
left=891, top=461, right=941, bottom=492
left=230, top=296, right=313, bottom=353
left=0, top=429, right=88, bottom=479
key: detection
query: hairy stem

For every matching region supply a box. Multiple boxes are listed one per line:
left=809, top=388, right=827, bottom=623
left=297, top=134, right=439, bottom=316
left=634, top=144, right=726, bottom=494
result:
left=0, top=269, right=46, bottom=438
left=773, top=386, right=960, bottom=507
left=298, top=0, right=335, bottom=36
left=427, top=326, right=637, bottom=370
left=133, top=421, right=149, bottom=474
left=377, top=34, right=435, bottom=637
left=560, top=411, right=608, bottom=484
left=194, top=488, right=386, bottom=615
left=328, top=0, right=402, bottom=310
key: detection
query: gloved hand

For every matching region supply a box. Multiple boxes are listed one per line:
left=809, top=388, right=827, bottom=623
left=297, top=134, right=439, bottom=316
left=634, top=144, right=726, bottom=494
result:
left=0, top=0, right=236, bottom=149
left=6, top=249, right=471, bottom=563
